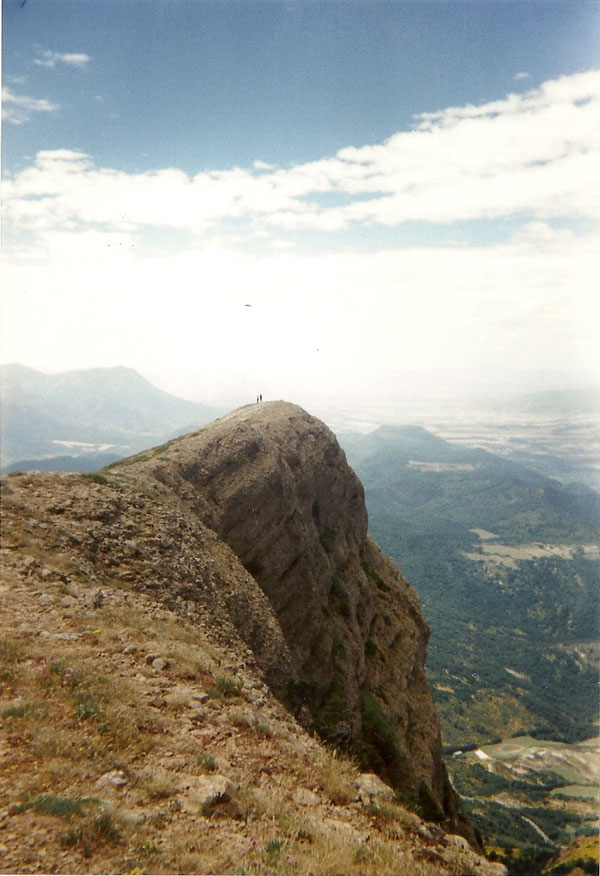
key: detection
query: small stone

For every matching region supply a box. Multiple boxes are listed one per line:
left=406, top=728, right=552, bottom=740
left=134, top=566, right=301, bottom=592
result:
left=293, top=788, right=321, bottom=807
left=178, top=775, right=238, bottom=813
left=119, top=808, right=147, bottom=826
left=38, top=594, right=54, bottom=606
left=190, top=709, right=207, bottom=723
left=145, top=652, right=161, bottom=665
left=94, top=770, right=127, bottom=789
left=446, top=834, right=471, bottom=852
left=416, top=849, right=447, bottom=865
left=483, top=864, right=509, bottom=876
left=355, top=773, right=395, bottom=802
left=122, top=644, right=137, bottom=654
left=152, top=657, right=168, bottom=671
left=323, top=818, right=362, bottom=841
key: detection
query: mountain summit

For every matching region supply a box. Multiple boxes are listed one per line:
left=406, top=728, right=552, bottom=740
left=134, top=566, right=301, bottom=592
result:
left=117, top=402, right=467, bottom=810
left=1, top=401, right=489, bottom=872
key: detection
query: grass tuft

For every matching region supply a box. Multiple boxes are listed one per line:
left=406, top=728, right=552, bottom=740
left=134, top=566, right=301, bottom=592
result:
left=216, top=675, right=242, bottom=697
left=16, top=794, right=87, bottom=819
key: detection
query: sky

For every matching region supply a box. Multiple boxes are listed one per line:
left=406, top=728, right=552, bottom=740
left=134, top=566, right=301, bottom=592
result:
left=2, top=0, right=600, bottom=414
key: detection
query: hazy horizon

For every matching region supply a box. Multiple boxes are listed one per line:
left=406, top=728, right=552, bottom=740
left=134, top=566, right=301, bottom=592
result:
left=4, top=359, right=599, bottom=436
left=3, top=1, right=599, bottom=410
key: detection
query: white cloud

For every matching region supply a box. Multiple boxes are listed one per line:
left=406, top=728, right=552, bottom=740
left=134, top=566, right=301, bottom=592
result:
left=2, top=70, right=598, bottom=403
left=34, top=50, right=90, bottom=70
left=2, top=86, right=59, bottom=125
left=513, top=71, right=530, bottom=81
left=4, top=70, right=599, bottom=237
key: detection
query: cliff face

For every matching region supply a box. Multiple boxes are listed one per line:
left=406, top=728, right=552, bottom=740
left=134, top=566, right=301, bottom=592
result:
left=1, top=400, right=477, bottom=849
left=114, top=401, right=470, bottom=836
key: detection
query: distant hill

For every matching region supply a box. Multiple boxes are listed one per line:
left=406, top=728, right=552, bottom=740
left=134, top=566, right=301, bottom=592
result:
left=0, top=364, right=222, bottom=470
left=341, top=424, right=600, bottom=862
left=341, top=425, right=600, bottom=744
left=507, top=386, right=600, bottom=416
left=2, top=453, right=123, bottom=474
left=341, top=424, right=600, bottom=545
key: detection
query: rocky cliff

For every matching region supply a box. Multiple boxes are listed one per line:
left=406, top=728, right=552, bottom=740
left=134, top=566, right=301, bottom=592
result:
left=0, top=400, right=489, bottom=873
left=106, top=402, right=471, bottom=830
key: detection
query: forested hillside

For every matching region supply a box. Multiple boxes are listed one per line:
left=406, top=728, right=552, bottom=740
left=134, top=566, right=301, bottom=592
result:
left=341, top=425, right=599, bottom=869
left=342, top=425, right=599, bottom=745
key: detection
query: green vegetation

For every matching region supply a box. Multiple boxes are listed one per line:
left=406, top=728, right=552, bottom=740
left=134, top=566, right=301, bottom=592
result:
left=316, top=668, right=351, bottom=741
left=215, top=675, right=242, bottom=697
left=364, top=636, right=377, bottom=658
left=197, top=753, right=217, bottom=772
left=448, top=759, right=568, bottom=799
left=82, top=472, right=110, bottom=485
left=344, top=427, right=599, bottom=747
left=16, top=794, right=88, bottom=819
left=60, top=812, right=122, bottom=857
left=342, top=424, right=600, bottom=861
left=469, top=797, right=585, bottom=849
left=354, top=691, right=409, bottom=788
left=417, top=781, right=445, bottom=823
left=2, top=703, right=28, bottom=718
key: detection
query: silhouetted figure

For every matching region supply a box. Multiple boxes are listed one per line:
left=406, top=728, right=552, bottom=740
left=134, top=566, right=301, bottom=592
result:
left=256, top=395, right=259, bottom=404
left=260, top=393, right=263, bottom=402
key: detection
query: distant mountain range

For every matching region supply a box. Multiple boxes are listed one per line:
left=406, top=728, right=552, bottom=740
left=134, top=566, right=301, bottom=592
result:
left=506, top=387, right=600, bottom=416
left=341, top=423, right=599, bottom=742
left=1, top=364, right=221, bottom=471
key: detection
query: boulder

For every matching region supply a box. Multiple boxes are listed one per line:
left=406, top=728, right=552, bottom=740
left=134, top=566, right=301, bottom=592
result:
left=178, top=775, right=238, bottom=813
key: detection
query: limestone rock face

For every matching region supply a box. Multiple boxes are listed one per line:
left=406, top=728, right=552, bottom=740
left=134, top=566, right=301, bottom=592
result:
left=121, top=401, right=469, bottom=835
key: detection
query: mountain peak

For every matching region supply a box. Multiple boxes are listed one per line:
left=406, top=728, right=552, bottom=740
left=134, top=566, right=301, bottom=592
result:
left=2, top=403, right=480, bottom=858
left=1, top=363, right=221, bottom=470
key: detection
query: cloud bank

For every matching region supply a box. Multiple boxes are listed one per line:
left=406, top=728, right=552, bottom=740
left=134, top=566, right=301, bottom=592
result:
left=4, top=70, right=599, bottom=237
left=3, top=70, right=599, bottom=401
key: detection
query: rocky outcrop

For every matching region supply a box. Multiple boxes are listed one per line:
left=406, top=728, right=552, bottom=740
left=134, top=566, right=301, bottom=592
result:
left=111, top=401, right=475, bottom=841
left=0, top=400, right=477, bottom=846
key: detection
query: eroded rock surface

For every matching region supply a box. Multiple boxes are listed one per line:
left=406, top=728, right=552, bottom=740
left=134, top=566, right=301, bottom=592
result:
left=1, top=400, right=477, bottom=847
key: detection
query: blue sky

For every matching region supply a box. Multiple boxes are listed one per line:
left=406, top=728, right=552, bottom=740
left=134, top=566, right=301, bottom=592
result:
left=3, top=0, right=600, bottom=411
left=4, top=1, right=598, bottom=174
